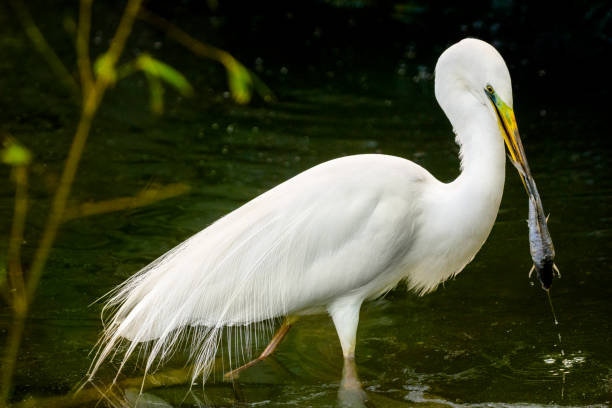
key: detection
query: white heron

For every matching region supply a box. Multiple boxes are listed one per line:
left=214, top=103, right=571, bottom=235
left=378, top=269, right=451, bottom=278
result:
left=88, top=38, right=531, bottom=385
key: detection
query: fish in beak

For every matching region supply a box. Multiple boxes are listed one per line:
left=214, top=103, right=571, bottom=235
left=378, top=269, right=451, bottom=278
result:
left=485, top=85, right=560, bottom=290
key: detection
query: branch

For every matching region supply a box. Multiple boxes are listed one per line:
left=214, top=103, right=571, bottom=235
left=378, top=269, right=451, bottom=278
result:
left=137, top=7, right=275, bottom=103
left=105, top=0, right=143, bottom=69
left=12, top=366, right=195, bottom=408
left=62, top=183, right=190, bottom=221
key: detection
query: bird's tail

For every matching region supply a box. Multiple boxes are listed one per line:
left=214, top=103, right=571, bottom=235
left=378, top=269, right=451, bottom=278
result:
left=85, top=229, right=282, bottom=386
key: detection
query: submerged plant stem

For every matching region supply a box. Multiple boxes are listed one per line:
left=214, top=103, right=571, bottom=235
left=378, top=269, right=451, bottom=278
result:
left=0, top=166, right=29, bottom=405
left=12, top=366, right=194, bottom=408
left=0, top=312, right=26, bottom=406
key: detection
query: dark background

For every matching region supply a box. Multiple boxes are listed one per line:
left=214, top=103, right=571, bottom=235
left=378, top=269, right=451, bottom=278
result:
left=2, top=0, right=611, bottom=111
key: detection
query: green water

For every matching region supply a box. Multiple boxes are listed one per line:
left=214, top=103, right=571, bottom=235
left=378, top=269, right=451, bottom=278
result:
left=1, top=21, right=611, bottom=408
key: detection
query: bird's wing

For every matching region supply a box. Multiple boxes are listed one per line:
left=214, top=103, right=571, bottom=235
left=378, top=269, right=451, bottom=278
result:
left=90, top=154, right=428, bottom=382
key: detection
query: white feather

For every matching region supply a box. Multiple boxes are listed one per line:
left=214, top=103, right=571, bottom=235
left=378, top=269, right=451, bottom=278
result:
left=89, top=154, right=432, bottom=382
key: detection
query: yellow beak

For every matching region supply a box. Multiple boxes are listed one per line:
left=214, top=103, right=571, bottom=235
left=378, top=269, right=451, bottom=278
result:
left=485, top=87, right=531, bottom=187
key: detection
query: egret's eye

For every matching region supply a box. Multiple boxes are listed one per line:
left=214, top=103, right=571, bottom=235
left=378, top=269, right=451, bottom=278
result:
left=486, top=85, right=494, bottom=93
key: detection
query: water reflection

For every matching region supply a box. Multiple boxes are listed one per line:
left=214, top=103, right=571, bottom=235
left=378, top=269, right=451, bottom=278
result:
left=124, top=389, right=174, bottom=408
left=338, top=358, right=368, bottom=408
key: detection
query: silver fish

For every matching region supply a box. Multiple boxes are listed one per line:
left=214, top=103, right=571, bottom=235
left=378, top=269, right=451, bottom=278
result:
left=510, top=157, right=560, bottom=290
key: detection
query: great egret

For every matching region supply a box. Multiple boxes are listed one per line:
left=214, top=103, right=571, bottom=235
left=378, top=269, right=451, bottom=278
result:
left=89, top=38, right=532, bottom=385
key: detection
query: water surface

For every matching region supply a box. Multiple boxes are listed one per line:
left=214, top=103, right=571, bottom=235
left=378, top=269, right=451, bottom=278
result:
left=0, top=32, right=610, bottom=408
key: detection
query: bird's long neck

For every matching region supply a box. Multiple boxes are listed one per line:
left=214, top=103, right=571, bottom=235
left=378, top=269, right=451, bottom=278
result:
left=454, top=96, right=506, bottom=233
left=408, top=103, right=507, bottom=294
left=434, top=96, right=506, bottom=267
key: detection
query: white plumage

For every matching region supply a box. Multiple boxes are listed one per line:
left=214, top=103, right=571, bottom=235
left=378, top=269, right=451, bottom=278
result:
left=89, top=38, right=525, bottom=385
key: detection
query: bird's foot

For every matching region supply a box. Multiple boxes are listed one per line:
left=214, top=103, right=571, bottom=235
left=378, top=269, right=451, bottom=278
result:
left=553, top=263, right=561, bottom=278
left=223, top=358, right=262, bottom=380
left=224, top=317, right=296, bottom=380
left=338, top=357, right=368, bottom=407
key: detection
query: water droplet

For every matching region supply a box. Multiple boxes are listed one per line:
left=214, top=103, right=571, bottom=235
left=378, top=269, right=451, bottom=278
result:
left=544, top=358, right=556, bottom=364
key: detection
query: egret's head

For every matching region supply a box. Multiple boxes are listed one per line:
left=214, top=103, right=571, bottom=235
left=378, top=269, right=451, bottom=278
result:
left=435, top=38, right=530, bottom=181
left=435, top=38, right=513, bottom=107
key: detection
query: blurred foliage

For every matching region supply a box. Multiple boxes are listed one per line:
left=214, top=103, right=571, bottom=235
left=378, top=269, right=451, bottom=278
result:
left=226, top=59, right=253, bottom=104
left=93, top=53, right=117, bottom=84
left=1, top=139, right=32, bottom=167
left=136, top=54, right=194, bottom=97
left=113, top=53, right=195, bottom=113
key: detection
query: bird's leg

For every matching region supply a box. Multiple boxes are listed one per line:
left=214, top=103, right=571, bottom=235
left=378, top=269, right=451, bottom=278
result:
left=328, top=297, right=368, bottom=405
left=341, top=356, right=361, bottom=390
left=329, top=297, right=362, bottom=359
left=338, top=357, right=368, bottom=407
left=224, top=316, right=297, bottom=380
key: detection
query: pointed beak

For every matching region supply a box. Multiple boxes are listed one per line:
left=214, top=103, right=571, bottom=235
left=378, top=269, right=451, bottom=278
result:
left=485, top=88, right=531, bottom=189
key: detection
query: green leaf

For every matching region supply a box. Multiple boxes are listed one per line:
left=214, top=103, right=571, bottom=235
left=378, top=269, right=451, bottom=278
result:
left=94, top=52, right=117, bottom=84
left=144, top=71, right=164, bottom=115
left=1, top=140, right=31, bottom=166
left=137, top=54, right=193, bottom=97
left=226, top=61, right=253, bottom=104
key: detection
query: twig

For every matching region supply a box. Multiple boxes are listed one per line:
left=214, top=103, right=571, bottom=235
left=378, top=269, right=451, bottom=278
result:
left=0, top=312, right=26, bottom=405
left=106, top=0, right=142, bottom=68
left=138, top=8, right=233, bottom=64
left=12, top=367, right=195, bottom=408
left=62, top=183, right=190, bottom=221
left=0, top=166, right=29, bottom=405
left=137, top=7, right=275, bottom=102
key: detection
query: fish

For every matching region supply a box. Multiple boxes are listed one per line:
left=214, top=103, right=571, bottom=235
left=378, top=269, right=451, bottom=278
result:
left=509, top=157, right=560, bottom=290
